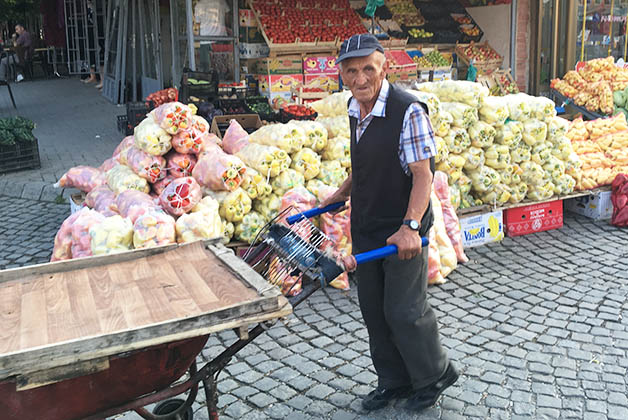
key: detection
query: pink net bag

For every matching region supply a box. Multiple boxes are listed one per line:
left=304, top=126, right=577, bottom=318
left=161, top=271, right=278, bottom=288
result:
left=159, top=176, right=202, bottom=216
left=433, top=171, right=468, bottom=263
left=70, top=208, right=106, bottom=259
left=222, top=119, right=250, bottom=154
left=167, top=152, right=197, bottom=178
left=192, top=142, right=246, bottom=191
left=51, top=211, right=82, bottom=261
left=85, top=186, right=118, bottom=216
left=150, top=102, right=193, bottom=135
left=133, top=209, right=176, bottom=248
left=123, top=145, right=167, bottom=183
left=55, top=166, right=107, bottom=193
left=115, top=190, right=160, bottom=224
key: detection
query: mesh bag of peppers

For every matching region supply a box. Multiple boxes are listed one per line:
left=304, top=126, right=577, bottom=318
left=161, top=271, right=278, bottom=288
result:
left=280, top=104, right=317, bottom=123
left=611, top=173, right=628, bottom=227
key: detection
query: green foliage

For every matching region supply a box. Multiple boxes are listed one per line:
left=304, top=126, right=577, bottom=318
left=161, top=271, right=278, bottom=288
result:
left=54, top=194, right=67, bottom=205
left=0, top=0, right=39, bottom=24
left=0, top=116, right=35, bottom=145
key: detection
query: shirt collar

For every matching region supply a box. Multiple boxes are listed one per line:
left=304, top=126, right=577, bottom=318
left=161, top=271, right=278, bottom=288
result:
left=348, top=79, right=390, bottom=121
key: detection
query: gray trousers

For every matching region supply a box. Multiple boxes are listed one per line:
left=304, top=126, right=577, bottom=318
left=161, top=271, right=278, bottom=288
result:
left=356, top=247, right=449, bottom=390
left=0, top=55, right=18, bottom=81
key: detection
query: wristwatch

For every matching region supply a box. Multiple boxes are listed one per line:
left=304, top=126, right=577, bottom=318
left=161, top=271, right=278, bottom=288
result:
left=402, top=219, right=421, bottom=232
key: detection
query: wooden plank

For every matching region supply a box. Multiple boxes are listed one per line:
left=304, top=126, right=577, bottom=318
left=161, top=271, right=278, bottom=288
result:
left=16, top=357, right=110, bottom=391
left=1, top=296, right=291, bottom=381
left=0, top=242, right=288, bottom=381
left=0, top=282, right=21, bottom=354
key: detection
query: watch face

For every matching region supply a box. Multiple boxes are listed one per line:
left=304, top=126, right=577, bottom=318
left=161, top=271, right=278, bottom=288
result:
left=410, top=220, right=420, bottom=230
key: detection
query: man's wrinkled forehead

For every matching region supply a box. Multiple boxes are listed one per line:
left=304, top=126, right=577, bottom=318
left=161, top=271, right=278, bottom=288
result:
left=340, top=51, right=385, bottom=71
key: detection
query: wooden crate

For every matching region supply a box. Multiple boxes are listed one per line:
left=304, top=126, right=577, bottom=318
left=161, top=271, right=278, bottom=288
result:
left=292, top=86, right=330, bottom=105
left=455, top=41, right=503, bottom=74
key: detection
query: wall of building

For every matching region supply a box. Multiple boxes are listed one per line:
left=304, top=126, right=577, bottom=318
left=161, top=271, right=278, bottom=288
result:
left=515, top=0, right=531, bottom=92
left=466, top=4, right=512, bottom=66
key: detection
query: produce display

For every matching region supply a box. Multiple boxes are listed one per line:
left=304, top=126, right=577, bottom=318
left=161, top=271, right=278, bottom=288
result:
left=458, top=42, right=501, bottom=64
left=551, top=57, right=628, bottom=115
left=252, top=0, right=366, bottom=44
left=565, top=114, right=628, bottom=190
left=415, top=81, right=577, bottom=208
left=52, top=91, right=471, bottom=295
left=408, top=28, right=433, bottom=40
left=413, top=50, right=451, bottom=69
left=145, top=87, right=178, bottom=108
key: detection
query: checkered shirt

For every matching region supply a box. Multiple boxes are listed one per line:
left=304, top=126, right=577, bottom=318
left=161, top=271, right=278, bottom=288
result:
left=348, top=80, right=436, bottom=175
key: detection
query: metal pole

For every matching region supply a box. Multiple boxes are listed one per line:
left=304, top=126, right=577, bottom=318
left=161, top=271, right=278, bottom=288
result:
left=551, top=0, right=561, bottom=80
left=608, top=0, right=616, bottom=57
left=170, top=0, right=178, bottom=87
left=510, top=0, right=518, bottom=81
left=580, top=0, right=588, bottom=62
left=186, top=0, right=196, bottom=71
left=132, top=0, right=137, bottom=102
left=234, top=0, right=240, bottom=82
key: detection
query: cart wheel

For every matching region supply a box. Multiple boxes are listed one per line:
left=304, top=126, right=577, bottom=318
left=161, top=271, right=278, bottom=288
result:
left=152, top=398, right=194, bottom=420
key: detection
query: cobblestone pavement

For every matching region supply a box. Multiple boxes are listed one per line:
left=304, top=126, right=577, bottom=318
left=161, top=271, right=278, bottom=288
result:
left=2, top=195, right=628, bottom=420
left=0, top=78, right=122, bottom=202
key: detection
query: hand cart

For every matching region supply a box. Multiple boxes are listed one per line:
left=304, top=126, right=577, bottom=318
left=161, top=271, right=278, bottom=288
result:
left=0, top=204, right=424, bottom=420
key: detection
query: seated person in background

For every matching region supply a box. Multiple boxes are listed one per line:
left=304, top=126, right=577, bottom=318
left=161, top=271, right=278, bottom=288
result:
left=0, top=24, right=32, bottom=82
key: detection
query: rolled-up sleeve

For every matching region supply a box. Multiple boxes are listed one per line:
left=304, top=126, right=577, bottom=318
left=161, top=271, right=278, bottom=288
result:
left=399, top=102, right=436, bottom=175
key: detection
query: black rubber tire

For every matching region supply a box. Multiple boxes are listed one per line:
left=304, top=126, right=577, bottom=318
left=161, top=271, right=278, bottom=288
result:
left=152, top=398, right=194, bottom=420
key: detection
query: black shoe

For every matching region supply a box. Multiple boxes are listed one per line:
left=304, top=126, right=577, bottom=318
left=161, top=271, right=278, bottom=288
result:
left=405, top=362, right=459, bottom=412
left=362, top=385, right=413, bottom=411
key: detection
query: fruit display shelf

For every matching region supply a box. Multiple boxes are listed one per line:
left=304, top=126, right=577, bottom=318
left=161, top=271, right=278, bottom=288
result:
left=249, top=0, right=367, bottom=54
left=455, top=41, right=503, bottom=74
left=408, top=48, right=453, bottom=72
left=551, top=90, right=606, bottom=121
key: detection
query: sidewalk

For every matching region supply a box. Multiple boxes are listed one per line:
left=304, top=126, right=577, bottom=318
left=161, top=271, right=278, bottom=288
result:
left=0, top=77, right=122, bottom=201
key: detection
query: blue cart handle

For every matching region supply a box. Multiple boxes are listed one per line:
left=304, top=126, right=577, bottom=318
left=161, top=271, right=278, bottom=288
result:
left=286, top=202, right=345, bottom=225
left=354, top=237, right=429, bottom=265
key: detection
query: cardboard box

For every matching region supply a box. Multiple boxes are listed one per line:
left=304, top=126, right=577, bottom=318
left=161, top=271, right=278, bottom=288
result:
left=387, top=69, right=418, bottom=83
left=565, top=190, right=613, bottom=220
left=304, top=73, right=340, bottom=92
left=261, top=91, right=293, bottom=108
left=70, top=193, right=86, bottom=214
left=303, top=56, right=339, bottom=74
left=211, top=114, right=262, bottom=139
left=258, top=74, right=303, bottom=93
left=504, top=200, right=563, bottom=237
left=459, top=210, right=504, bottom=248
left=239, top=43, right=270, bottom=59
left=255, top=56, right=303, bottom=75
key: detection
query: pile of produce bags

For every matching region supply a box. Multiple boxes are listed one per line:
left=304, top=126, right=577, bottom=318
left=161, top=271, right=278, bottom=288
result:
left=565, top=113, right=628, bottom=189
left=52, top=91, right=470, bottom=296
left=413, top=82, right=577, bottom=209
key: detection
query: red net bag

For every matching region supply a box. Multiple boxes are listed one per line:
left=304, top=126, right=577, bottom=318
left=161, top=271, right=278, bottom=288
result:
left=167, top=152, right=197, bottom=178
left=55, top=166, right=107, bottom=193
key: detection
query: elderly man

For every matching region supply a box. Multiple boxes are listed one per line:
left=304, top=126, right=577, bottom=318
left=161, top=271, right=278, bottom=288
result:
left=0, top=24, right=32, bottom=82
left=321, top=34, right=458, bottom=412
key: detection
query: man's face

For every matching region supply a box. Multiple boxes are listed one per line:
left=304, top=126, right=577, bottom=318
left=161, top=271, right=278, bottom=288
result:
left=15, top=26, right=23, bottom=35
left=339, top=52, right=386, bottom=105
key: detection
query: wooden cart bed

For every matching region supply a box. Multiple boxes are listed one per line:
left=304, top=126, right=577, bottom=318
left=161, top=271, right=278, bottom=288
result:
left=0, top=241, right=291, bottom=384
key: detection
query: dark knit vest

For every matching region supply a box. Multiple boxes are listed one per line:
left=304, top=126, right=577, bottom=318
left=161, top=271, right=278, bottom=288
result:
left=349, top=84, right=434, bottom=253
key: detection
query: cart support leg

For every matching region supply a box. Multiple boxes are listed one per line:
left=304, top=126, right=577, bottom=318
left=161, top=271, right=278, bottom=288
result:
left=204, top=375, right=219, bottom=420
